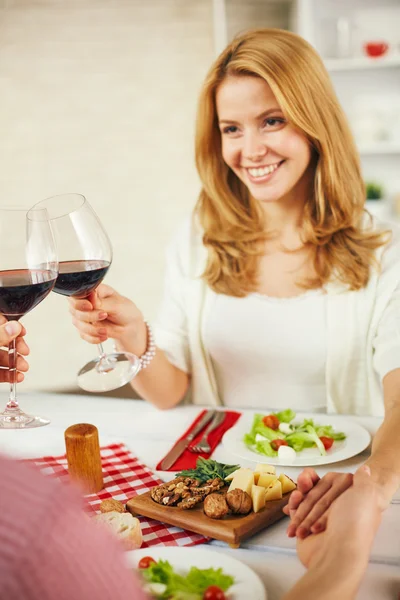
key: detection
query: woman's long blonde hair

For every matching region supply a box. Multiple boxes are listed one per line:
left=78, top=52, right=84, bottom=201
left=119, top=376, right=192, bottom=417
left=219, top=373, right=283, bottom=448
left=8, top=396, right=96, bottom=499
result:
left=195, top=28, right=389, bottom=296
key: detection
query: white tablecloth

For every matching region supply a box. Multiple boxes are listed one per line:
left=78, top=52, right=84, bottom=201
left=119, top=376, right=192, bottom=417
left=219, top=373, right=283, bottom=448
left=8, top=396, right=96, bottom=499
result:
left=0, top=391, right=399, bottom=599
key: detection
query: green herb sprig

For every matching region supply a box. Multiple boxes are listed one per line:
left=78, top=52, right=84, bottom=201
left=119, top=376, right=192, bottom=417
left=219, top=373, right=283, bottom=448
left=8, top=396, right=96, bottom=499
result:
left=176, top=457, right=240, bottom=484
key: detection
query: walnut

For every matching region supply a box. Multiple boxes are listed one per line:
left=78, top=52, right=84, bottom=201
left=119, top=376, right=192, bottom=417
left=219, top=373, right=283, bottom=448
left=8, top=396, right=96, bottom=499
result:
left=99, top=499, right=126, bottom=514
left=205, top=478, right=225, bottom=492
left=150, top=484, right=171, bottom=503
left=185, top=478, right=200, bottom=487
left=226, top=489, right=252, bottom=515
left=162, top=493, right=181, bottom=506
left=203, top=493, right=229, bottom=519
left=150, top=476, right=225, bottom=510
left=172, top=477, right=186, bottom=484
left=177, top=496, right=204, bottom=510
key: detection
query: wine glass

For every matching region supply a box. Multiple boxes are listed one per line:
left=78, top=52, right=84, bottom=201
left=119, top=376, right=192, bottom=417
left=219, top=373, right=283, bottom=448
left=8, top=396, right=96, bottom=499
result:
left=33, top=193, right=141, bottom=392
left=0, top=207, right=58, bottom=429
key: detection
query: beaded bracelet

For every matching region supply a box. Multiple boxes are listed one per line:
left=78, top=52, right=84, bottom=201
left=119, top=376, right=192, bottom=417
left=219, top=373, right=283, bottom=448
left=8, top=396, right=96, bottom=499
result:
left=138, top=320, right=156, bottom=370
left=112, top=320, right=156, bottom=371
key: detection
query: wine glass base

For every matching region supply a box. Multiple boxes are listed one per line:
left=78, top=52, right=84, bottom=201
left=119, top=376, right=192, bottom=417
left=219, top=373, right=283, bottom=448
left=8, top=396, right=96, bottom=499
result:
left=0, top=409, right=50, bottom=429
left=77, top=351, right=141, bottom=393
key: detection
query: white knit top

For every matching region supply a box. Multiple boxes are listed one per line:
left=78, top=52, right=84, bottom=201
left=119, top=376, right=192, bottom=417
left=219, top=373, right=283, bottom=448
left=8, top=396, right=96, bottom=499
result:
left=154, top=214, right=400, bottom=416
left=203, top=290, right=327, bottom=411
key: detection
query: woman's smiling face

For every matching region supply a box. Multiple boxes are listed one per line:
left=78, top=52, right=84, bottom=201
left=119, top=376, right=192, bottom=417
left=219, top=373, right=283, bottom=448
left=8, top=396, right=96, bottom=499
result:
left=216, top=75, right=313, bottom=206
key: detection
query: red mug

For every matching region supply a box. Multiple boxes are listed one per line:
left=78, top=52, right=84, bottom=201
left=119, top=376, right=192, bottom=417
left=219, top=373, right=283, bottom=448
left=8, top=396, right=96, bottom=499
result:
left=364, top=41, right=389, bottom=58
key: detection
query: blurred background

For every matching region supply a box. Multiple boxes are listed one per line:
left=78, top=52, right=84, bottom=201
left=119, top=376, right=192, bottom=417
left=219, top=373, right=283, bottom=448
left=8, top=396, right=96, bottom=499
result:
left=0, top=0, right=399, bottom=396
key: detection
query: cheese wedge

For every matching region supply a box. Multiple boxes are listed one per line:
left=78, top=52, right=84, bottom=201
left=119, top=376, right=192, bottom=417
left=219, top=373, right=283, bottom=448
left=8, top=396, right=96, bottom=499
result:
left=278, top=473, right=297, bottom=494
left=257, top=472, right=278, bottom=488
left=251, top=484, right=266, bottom=513
left=224, top=467, right=244, bottom=482
left=265, top=479, right=283, bottom=501
left=228, top=468, right=254, bottom=496
left=254, top=463, right=276, bottom=475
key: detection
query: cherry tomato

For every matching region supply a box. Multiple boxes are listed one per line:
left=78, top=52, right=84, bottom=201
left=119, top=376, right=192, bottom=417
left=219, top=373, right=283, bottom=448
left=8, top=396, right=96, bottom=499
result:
left=271, top=439, right=288, bottom=451
left=138, top=556, right=157, bottom=569
left=262, top=414, right=280, bottom=430
left=319, top=436, right=334, bottom=451
left=203, top=585, right=226, bottom=600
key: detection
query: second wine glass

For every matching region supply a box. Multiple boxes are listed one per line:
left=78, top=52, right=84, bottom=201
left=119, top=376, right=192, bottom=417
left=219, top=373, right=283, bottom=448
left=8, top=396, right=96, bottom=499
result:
left=0, top=206, right=58, bottom=428
left=33, top=193, right=141, bottom=392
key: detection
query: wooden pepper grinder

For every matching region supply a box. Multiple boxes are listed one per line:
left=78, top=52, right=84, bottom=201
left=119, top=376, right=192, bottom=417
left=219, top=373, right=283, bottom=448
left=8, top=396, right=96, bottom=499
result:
left=65, top=423, right=104, bottom=494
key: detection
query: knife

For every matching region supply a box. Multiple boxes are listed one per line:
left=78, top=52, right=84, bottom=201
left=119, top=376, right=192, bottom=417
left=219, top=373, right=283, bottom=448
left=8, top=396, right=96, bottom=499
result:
left=160, top=410, right=217, bottom=470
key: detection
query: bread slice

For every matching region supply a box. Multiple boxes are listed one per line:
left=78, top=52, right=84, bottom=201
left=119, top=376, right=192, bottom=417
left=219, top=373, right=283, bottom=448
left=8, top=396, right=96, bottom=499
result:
left=94, top=510, right=143, bottom=550
left=99, top=499, right=126, bottom=514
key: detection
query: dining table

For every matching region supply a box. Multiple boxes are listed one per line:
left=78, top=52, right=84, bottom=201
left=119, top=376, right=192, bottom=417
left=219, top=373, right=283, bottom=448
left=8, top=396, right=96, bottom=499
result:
left=0, top=390, right=399, bottom=600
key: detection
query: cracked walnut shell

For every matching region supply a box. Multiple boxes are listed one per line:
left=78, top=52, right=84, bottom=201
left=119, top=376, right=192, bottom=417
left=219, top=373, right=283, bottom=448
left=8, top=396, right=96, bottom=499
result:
left=226, top=489, right=252, bottom=514
left=203, top=493, right=229, bottom=519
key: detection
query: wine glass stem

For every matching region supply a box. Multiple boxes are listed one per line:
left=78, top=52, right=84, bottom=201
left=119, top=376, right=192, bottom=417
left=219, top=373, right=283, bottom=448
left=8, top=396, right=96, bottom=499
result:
left=96, top=342, right=116, bottom=374
left=7, top=338, right=18, bottom=410
left=97, top=342, right=106, bottom=360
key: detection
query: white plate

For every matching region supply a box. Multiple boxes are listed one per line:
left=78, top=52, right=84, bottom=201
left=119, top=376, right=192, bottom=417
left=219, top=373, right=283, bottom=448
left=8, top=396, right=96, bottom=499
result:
left=127, top=546, right=266, bottom=600
left=222, top=412, right=371, bottom=467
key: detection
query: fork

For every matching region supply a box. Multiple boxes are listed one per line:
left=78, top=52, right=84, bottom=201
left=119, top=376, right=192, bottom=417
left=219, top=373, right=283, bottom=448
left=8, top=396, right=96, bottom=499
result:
left=189, top=411, right=226, bottom=453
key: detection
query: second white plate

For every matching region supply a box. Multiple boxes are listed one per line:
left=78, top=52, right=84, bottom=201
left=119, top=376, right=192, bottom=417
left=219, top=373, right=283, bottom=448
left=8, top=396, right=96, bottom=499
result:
left=222, top=412, right=371, bottom=467
left=127, top=546, right=267, bottom=599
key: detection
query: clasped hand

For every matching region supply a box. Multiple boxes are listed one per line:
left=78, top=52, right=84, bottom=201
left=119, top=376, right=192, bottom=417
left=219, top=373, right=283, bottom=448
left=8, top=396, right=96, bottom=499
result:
left=293, top=466, right=382, bottom=572
left=285, top=465, right=386, bottom=540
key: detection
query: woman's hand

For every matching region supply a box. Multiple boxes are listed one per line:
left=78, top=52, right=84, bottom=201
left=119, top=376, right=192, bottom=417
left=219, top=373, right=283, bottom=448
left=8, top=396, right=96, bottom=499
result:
left=296, top=466, right=381, bottom=570
left=284, top=468, right=353, bottom=538
left=68, top=284, right=147, bottom=353
left=0, top=318, right=29, bottom=383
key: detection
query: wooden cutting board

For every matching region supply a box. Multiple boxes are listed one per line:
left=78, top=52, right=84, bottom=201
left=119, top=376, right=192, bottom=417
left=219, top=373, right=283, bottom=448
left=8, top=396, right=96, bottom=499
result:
left=126, top=490, right=291, bottom=548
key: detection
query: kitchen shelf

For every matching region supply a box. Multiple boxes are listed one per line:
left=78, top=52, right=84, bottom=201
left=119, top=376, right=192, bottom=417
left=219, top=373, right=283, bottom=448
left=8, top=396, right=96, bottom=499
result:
left=324, top=55, right=400, bottom=72
left=358, top=143, right=400, bottom=155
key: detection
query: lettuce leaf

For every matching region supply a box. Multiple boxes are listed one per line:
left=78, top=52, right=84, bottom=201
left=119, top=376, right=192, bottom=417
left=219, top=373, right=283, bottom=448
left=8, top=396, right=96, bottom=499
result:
left=284, top=432, right=317, bottom=452
left=141, top=559, right=234, bottom=598
left=186, top=567, right=234, bottom=592
left=245, top=414, right=284, bottom=441
left=243, top=413, right=286, bottom=456
left=285, top=425, right=326, bottom=455
left=314, top=424, right=346, bottom=440
left=255, top=439, right=277, bottom=457
left=273, top=408, right=296, bottom=423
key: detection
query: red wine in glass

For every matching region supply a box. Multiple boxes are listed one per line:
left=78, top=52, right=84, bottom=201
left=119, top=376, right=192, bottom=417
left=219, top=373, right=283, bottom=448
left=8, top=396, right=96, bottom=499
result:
left=0, top=269, right=56, bottom=320
left=32, top=194, right=141, bottom=392
left=0, top=208, right=58, bottom=429
left=53, top=260, right=111, bottom=298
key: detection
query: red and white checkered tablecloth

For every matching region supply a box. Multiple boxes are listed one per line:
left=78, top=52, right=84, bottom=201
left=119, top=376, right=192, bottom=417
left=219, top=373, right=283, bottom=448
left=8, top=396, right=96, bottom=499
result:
left=26, top=442, right=209, bottom=548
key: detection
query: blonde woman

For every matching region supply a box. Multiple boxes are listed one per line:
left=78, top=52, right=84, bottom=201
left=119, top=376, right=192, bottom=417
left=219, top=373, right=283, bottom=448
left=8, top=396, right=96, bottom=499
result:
left=69, top=29, right=400, bottom=516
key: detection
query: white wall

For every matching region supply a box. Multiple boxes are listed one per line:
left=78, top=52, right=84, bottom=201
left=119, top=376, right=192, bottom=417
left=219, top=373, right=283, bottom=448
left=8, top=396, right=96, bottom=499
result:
left=0, top=0, right=214, bottom=392
left=225, top=0, right=290, bottom=40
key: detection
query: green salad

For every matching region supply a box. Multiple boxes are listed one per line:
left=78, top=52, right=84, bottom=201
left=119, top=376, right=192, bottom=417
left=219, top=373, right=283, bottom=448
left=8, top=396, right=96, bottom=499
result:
left=243, top=409, right=346, bottom=457
left=139, top=557, right=234, bottom=599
